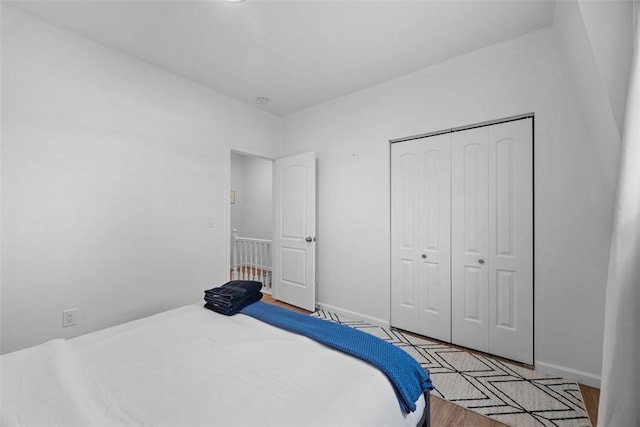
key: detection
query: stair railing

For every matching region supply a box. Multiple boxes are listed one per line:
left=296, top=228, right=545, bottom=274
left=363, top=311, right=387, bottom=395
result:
left=231, top=229, right=273, bottom=293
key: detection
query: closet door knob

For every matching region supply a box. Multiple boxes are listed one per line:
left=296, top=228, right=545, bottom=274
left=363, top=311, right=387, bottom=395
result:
left=478, top=259, right=485, bottom=264
left=421, top=254, right=427, bottom=259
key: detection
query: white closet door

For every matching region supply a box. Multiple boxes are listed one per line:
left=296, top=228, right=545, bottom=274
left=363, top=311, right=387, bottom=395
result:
left=487, top=119, right=533, bottom=364
left=391, top=134, right=451, bottom=341
left=451, top=127, right=490, bottom=353
left=392, top=117, right=533, bottom=365
left=451, top=119, right=533, bottom=364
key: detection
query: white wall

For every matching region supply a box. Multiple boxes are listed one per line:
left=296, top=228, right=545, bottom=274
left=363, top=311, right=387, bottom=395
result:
left=0, top=6, right=283, bottom=354
left=577, top=0, right=634, bottom=134
left=283, top=26, right=616, bottom=386
left=230, top=153, right=247, bottom=235
left=553, top=0, right=631, bottom=207
left=230, top=153, right=273, bottom=241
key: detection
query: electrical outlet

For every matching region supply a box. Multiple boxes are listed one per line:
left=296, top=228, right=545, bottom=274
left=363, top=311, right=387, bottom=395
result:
left=62, top=309, right=78, bottom=327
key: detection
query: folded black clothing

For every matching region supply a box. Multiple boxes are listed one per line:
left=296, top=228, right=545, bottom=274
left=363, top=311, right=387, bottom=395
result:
left=205, top=286, right=248, bottom=300
left=205, top=280, right=262, bottom=298
left=204, top=291, right=262, bottom=316
left=221, top=280, right=262, bottom=291
left=204, top=296, right=233, bottom=308
left=204, top=288, right=261, bottom=309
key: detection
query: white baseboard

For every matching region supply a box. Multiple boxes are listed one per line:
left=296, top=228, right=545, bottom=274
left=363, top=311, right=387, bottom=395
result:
left=535, top=360, right=601, bottom=388
left=315, top=302, right=390, bottom=329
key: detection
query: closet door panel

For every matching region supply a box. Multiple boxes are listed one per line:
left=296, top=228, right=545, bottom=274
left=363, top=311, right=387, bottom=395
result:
left=451, top=127, right=489, bottom=353
left=488, top=119, right=533, bottom=364
left=391, top=146, right=420, bottom=332
left=391, top=135, right=451, bottom=341
left=417, top=136, right=451, bottom=341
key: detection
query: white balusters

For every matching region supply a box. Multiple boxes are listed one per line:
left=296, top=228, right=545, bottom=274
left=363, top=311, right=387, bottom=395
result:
left=251, top=241, right=258, bottom=281
left=257, top=243, right=264, bottom=285
left=230, top=230, right=273, bottom=293
left=231, top=229, right=239, bottom=280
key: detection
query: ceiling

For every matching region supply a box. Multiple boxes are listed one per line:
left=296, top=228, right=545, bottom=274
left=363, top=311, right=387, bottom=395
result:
left=4, top=0, right=556, bottom=116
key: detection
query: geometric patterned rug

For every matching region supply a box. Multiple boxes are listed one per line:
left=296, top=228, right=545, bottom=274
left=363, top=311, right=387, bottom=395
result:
left=312, top=309, right=592, bottom=427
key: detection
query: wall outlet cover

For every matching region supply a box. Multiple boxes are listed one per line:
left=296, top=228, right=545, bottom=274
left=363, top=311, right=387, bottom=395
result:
left=63, top=308, right=78, bottom=327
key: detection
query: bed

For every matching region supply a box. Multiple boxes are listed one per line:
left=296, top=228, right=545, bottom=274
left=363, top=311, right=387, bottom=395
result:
left=1, top=303, right=430, bottom=426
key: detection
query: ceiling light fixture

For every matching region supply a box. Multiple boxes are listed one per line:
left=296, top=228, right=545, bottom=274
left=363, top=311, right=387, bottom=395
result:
left=223, top=0, right=246, bottom=3
left=256, top=97, right=269, bottom=104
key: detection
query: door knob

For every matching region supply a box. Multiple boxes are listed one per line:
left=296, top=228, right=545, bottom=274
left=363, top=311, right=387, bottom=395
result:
left=305, top=236, right=315, bottom=242
left=421, top=254, right=427, bottom=259
left=478, top=259, right=485, bottom=264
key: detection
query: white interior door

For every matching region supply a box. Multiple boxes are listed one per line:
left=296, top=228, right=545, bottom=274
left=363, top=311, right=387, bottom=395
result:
left=272, top=152, right=316, bottom=311
left=391, top=134, right=451, bottom=342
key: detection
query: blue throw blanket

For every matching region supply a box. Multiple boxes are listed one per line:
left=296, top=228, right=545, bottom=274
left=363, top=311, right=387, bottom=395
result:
left=240, top=301, right=433, bottom=413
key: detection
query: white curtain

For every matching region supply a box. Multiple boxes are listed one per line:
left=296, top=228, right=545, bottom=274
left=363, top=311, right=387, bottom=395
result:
left=598, top=5, right=640, bottom=426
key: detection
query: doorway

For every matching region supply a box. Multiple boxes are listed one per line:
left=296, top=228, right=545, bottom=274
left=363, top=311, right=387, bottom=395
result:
left=228, top=150, right=317, bottom=311
left=230, top=151, right=274, bottom=291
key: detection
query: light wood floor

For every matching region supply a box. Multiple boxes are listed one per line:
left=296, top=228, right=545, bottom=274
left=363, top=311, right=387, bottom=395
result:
left=261, top=294, right=600, bottom=426
left=579, top=383, right=600, bottom=426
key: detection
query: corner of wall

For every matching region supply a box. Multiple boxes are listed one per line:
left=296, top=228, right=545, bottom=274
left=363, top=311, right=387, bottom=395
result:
left=315, top=302, right=390, bottom=330
left=536, top=360, right=601, bottom=389
left=552, top=0, right=622, bottom=212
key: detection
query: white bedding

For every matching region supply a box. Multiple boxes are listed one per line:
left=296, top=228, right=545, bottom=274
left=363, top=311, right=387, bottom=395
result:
left=1, top=304, right=426, bottom=426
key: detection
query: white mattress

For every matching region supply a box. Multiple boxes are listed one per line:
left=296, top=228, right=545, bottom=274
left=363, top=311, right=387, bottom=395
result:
left=1, top=304, right=426, bottom=426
